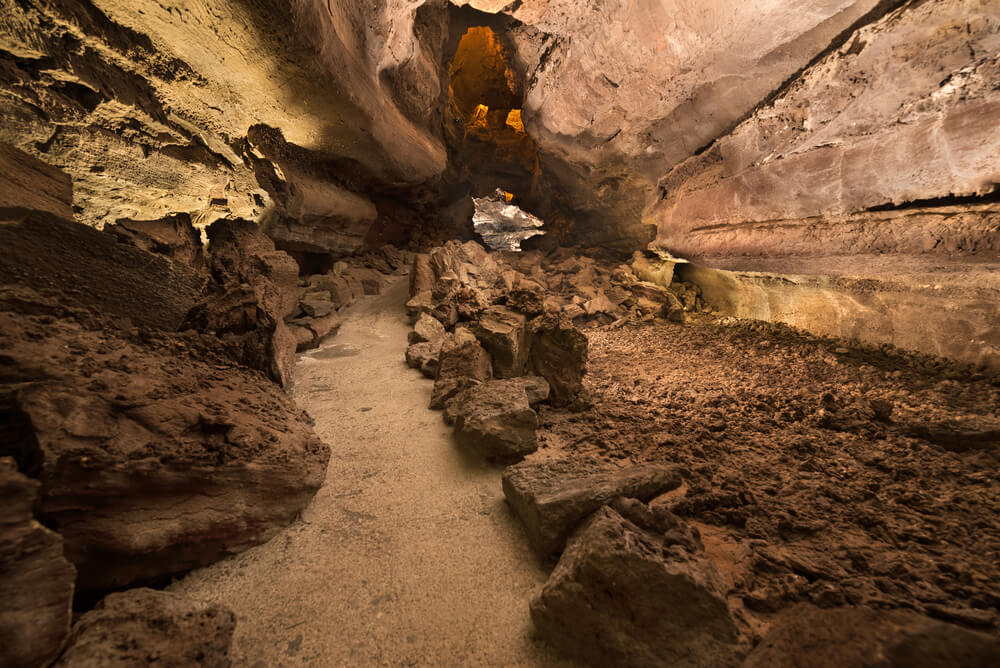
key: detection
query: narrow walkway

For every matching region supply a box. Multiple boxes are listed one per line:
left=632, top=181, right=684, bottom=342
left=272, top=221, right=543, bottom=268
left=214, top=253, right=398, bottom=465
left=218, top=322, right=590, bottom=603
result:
left=173, top=279, right=568, bottom=667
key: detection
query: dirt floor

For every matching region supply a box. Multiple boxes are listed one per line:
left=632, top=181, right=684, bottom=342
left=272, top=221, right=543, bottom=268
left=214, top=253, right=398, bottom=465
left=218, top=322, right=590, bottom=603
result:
left=539, top=314, right=1000, bottom=635
left=171, top=279, right=572, bottom=667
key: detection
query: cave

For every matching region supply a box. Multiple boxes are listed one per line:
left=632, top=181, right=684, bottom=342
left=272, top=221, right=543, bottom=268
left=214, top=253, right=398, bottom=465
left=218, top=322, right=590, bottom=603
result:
left=1, top=1, right=999, bottom=666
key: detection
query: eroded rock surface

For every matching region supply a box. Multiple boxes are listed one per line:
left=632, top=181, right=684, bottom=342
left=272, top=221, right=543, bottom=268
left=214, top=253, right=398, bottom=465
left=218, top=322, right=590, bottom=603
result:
left=55, top=588, right=236, bottom=668
left=502, top=457, right=682, bottom=557
left=530, top=505, right=746, bottom=668
left=745, top=604, right=1000, bottom=668
left=0, top=458, right=75, bottom=668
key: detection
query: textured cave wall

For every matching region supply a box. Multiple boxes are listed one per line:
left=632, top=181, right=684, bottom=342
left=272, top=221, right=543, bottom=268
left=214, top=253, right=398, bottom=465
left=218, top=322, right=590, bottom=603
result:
left=0, top=0, right=448, bottom=252
left=648, top=0, right=1000, bottom=367
left=453, top=0, right=905, bottom=244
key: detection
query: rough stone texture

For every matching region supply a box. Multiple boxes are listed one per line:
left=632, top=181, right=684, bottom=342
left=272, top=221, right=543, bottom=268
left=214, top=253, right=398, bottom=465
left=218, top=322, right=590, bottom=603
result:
left=744, top=604, right=1000, bottom=668
left=0, top=211, right=206, bottom=332
left=186, top=219, right=301, bottom=387
left=447, top=380, right=538, bottom=463
left=676, top=260, right=1000, bottom=368
left=654, top=0, right=1000, bottom=259
left=474, top=305, right=529, bottom=378
left=409, top=252, right=434, bottom=298
left=457, top=0, right=898, bottom=244
left=0, top=142, right=74, bottom=220
left=430, top=327, right=493, bottom=409
left=409, top=312, right=446, bottom=345
left=527, top=313, right=588, bottom=406
left=0, top=0, right=445, bottom=234
left=529, top=505, right=745, bottom=668
left=55, top=588, right=235, bottom=668
left=0, top=457, right=75, bottom=668
left=502, top=456, right=682, bottom=557
left=405, top=340, right=443, bottom=378
left=104, top=213, right=207, bottom=272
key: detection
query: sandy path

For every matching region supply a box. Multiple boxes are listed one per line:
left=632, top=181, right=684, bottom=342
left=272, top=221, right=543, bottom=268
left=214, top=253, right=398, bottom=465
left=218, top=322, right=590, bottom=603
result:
left=173, top=279, right=568, bottom=667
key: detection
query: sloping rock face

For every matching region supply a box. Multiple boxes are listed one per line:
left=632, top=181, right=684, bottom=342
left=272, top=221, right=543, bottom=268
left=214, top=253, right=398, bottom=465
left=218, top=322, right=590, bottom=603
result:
left=744, top=604, right=1000, bottom=667
left=0, top=149, right=329, bottom=596
left=55, top=588, right=236, bottom=668
left=0, top=458, right=76, bottom=668
left=646, top=0, right=1000, bottom=367
left=653, top=0, right=1000, bottom=259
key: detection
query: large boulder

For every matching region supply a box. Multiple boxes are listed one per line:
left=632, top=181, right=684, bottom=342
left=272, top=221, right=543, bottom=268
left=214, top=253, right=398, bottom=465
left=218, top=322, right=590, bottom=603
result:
left=409, top=252, right=433, bottom=298
left=430, top=328, right=492, bottom=409
left=474, top=305, right=529, bottom=378
left=530, top=506, right=746, bottom=668
left=445, top=380, right=539, bottom=463
left=0, top=458, right=75, bottom=668
left=502, top=456, right=683, bottom=557
left=405, top=340, right=444, bottom=379
left=104, top=213, right=207, bottom=272
left=527, top=314, right=589, bottom=406
left=187, top=219, right=302, bottom=387
left=2, top=304, right=329, bottom=595
left=744, top=604, right=1000, bottom=668
left=54, top=588, right=235, bottom=668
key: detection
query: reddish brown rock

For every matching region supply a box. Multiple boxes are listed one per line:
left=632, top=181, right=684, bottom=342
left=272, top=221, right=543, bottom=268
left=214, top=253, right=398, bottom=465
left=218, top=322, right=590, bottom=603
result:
left=0, top=457, right=75, bottom=668
left=54, top=588, right=235, bottom=668
left=1, top=301, right=328, bottom=594
left=527, top=313, right=588, bottom=406
left=446, top=380, right=539, bottom=463
left=530, top=506, right=746, bottom=668
left=744, top=604, right=1000, bottom=668
left=474, top=305, right=529, bottom=378
left=502, top=456, right=683, bottom=557
left=430, top=328, right=492, bottom=410
left=104, top=213, right=207, bottom=272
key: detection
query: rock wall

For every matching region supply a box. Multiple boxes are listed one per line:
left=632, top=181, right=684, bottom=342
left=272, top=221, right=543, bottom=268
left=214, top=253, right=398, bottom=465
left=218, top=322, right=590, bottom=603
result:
left=0, top=0, right=447, bottom=251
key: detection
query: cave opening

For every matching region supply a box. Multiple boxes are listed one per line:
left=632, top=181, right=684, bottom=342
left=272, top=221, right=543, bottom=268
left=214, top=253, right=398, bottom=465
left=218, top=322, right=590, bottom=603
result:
left=442, top=21, right=565, bottom=245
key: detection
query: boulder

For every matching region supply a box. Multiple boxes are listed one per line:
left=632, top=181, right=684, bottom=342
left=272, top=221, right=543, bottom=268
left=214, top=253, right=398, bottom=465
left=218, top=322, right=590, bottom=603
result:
left=583, top=290, right=619, bottom=317
left=502, top=456, right=683, bottom=557
left=744, top=604, right=1000, bottom=668
left=519, top=375, right=551, bottom=406
left=55, top=588, right=235, bottom=668
left=430, top=328, right=492, bottom=410
left=104, top=213, right=207, bottom=272
left=207, top=219, right=299, bottom=318
left=408, top=312, right=446, bottom=345
left=530, top=506, right=745, bottom=668
left=445, top=380, right=539, bottom=463
left=405, top=290, right=434, bottom=322
left=405, top=340, right=443, bottom=379
left=474, top=305, right=528, bottom=378
left=527, top=314, right=589, bottom=406
left=2, top=306, right=329, bottom=594
left=300, top=296, right=335, bottom=318
left=506, top=282, right=546, bottom=317
left=183, top=285, right=297, bottom=388
left=288, top=313, right=342, bottom=352
left=409, top=252, right=433, bottom=298
left=0, top=458, right=75, bottom=668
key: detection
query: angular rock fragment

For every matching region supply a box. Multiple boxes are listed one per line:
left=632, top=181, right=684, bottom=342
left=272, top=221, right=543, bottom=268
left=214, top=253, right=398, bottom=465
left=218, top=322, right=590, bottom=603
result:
left=530, top=506, right=745, bottom=668
left=502, top=456, right=683, bottom=556
left=527, top=313, right=589, bottom=406
left=430, top=328, right=492, bottom=409
left=744, top=604, right=1000, bottom=668
left=408, top=312, right=446, bottom=345
left=446, top=380, right=539, bottom=463
left=405, top=290, right=434, bottom=322
left=409, top=252, right=434, bottom=298
left=474, top=305, right=528, bottom=378
left=406, top=340, right=443, bottom=378
left=2, top=306, right=329, bottom=594
left=55, top=588, right=236, bottom=668
left=289, top=313, right=342, bottom=352
left=0, top=458, right=75, bottom=668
